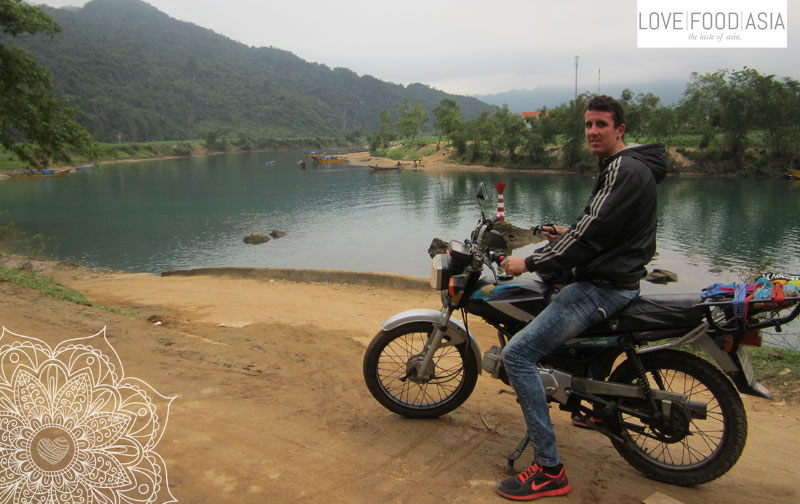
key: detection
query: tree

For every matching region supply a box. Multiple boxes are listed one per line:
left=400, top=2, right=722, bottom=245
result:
left=750, top=74, right=800, bottom=158
left=397, top=99, right=413, bottom=139
left=366, top=133, right=382, bottom=152
left=548, top=94, right=593, bottom=169
left=0, top=0, right=96, bottom=170
left=519, top=111, right=553, bottom=166
left=343, top=127, right=363, bottom=144
left=410, top=103, right=429, bottom=142
left=456, top=111, right=495, bottom=162
left=679, top=68, right=759, bottom=166
left=396, top=99, right=428, bottom=142
left=202, top=128, right=226, bottom=151
left=378, top=110, right=395, bottom=148
left=623, top=91, right=661, bottom=140
left=433, top=98, right=460, bottom=147
left=649, top=106, right=680, bottom=145
left=619, top=88, right=634, bottom=106
left=493, top=104, right=526, bottom=161
left=449, top=119, right=468, bottom=156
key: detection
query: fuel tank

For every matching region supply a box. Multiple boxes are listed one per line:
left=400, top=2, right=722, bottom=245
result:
left=465, top=276, right=552, bottom=326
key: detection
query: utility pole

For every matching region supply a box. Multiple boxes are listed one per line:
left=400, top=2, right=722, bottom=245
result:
left=574, top=56, right=579, bottom=99
left=598, top=68, right=601, bottom=94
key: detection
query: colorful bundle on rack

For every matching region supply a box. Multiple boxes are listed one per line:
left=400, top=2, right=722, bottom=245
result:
left=701, top=273, right=800, bottom=322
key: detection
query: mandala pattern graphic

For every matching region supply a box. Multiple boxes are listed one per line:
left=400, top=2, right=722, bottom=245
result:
left=0, top=327, right=176, bottom=504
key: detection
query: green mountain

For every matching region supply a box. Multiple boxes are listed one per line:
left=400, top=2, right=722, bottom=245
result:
left=7, top=0, right=490, bottom=143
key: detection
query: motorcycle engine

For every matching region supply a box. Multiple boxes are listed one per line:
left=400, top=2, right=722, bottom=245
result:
left=482, top=346, right=503, bottom=377
left=482, top=346, right=512, bottom=386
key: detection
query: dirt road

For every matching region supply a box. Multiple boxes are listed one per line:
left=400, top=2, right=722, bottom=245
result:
left=1, top=263, right=798, bottom=503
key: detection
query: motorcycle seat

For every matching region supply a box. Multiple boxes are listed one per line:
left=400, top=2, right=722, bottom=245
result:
left=584, top=294, right=705, bottom=334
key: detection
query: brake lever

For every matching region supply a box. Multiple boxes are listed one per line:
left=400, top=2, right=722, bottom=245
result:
left=489, top=251, right=512, bottom=281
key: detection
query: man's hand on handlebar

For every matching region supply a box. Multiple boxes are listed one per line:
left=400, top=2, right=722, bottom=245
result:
left=501, top=257, right=528, bottom=277
left=534, top=224, right=567, bottom=243
left=500, top=224, right=568, bottom=276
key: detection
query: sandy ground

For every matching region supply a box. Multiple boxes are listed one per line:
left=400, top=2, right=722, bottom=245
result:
left=1, top=262, right=799, bottom=504
left=341, top=147, right=505, bottom=174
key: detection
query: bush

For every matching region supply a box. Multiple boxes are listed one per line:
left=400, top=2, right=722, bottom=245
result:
left=171, top=143, right=192, bottom=156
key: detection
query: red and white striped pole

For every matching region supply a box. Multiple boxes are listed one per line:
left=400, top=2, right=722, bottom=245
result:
left=495, top=182, right=507, bottom=221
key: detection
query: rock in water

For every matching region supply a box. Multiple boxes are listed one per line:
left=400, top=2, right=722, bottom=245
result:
left=243, top=232, right=269, bottom=245
left=270, top=230, right=287, bottom=239
left=428, top=238, right=449, bottom=257
left=645, top=269, right=678, bottom=284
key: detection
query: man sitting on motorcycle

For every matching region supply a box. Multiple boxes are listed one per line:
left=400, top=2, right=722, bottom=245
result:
left=497, top=95, right=667, bottom=501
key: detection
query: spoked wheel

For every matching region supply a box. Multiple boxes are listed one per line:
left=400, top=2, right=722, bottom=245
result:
left=363, top=322, right=478, bottom=418
left=608, top=349, right=747, bottom=486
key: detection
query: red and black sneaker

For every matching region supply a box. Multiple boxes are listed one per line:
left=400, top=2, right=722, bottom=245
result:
left=496, top=462, right=571, bottom=501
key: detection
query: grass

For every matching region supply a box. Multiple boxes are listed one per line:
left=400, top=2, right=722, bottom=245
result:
left=0, top=263, right=132, bottom=317
left=747, top=345, right=800, bottom=401
left=371, top=139, right=443, bottom=161
left=0, top=142, right=194, bottom=171
left=680, top=341, right=800, bottom=402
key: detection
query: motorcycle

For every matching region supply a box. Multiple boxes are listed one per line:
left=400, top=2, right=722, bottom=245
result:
left=363, top=183, right=800, bottom=486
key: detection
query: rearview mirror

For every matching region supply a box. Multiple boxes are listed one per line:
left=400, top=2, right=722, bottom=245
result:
left=477, top=183, right=489, bottom=201
left=487, top=230, right=508, bottom=250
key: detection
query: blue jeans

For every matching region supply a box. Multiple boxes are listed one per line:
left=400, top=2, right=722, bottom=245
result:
left=501, top=281, right=639, bottom=467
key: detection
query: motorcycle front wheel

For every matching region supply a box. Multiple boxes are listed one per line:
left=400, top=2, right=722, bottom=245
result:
left=363, top=322, right=478, bottom=419
left=608, top=349, right=747, bottom=486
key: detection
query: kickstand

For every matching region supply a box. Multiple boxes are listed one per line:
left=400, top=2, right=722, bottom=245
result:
left=504, top=434, right=530, bottom=473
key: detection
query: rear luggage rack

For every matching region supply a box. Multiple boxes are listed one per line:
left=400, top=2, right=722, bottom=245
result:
left=697, top=296, right=800, bottom=332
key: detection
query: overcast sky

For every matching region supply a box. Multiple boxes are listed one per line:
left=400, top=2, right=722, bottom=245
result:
left=34, top=0, right=798, bottom=96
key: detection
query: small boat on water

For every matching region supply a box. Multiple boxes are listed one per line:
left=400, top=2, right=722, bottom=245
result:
left=8, top=169, right=69, bottom=179
left=315, top=155, right=348, bottom=164
left=305, top=151, right=325, bottom=158
left=265, top=160, right=276, bottom=166
left=787, top=168, right=800, bottom=179
left=370, top=164, right=403, bottom=171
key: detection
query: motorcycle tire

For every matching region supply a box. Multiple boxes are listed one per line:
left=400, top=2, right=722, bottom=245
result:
left=363, top=321, right=478, bottom=419
left=608, top=349, right=747, bottom=486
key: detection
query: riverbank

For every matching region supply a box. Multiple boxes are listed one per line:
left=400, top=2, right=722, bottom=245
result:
left=1, top=258, right=799, bottom=503
left=343, top=143, right=799, bottom=179
left=2, top=140, right=792, bottom=180
left=0, top=139, right=367, bottom=176
left=341, top=144, right=705, bottom=176
left=342, top=147, right=508, bottom=173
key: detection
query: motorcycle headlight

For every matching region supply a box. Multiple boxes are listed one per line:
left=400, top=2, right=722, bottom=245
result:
left=430, top=254, right=452, bottom=290
left=448, top=240, right=472, bottom=266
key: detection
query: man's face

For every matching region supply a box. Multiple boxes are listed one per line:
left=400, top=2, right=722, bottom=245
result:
left=584, top=110, right=625, bottom=159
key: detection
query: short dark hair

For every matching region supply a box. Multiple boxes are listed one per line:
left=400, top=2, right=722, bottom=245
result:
left=585, top=95, right=625, bottom=128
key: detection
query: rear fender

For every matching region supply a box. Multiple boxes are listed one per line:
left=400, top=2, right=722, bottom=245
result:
left=692, top=333, right=772, bottom=399
left=381, top=309, right=483, bottom=374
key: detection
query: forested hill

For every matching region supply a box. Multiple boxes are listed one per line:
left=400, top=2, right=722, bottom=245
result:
left=7, top=0, right=490, bottom=143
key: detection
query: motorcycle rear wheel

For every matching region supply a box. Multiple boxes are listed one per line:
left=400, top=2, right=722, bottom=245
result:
left=363, top=322, right=478, bottom=419
left=608, top=349, right=747, bottom=486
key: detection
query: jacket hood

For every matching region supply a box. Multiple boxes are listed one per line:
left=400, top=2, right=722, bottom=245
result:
left=606, top=143, right=668, bottom=184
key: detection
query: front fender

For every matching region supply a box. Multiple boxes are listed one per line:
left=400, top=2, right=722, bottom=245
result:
left=381, top=309, right=483, bottom=375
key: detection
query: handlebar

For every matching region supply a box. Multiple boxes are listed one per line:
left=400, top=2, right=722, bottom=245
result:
left=489, top=250, right=507, bottom=266
left=532, top=224, right=556, bottom=235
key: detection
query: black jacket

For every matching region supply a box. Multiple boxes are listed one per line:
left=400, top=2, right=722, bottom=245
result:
left=524, top=143, right=668, bottom=287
